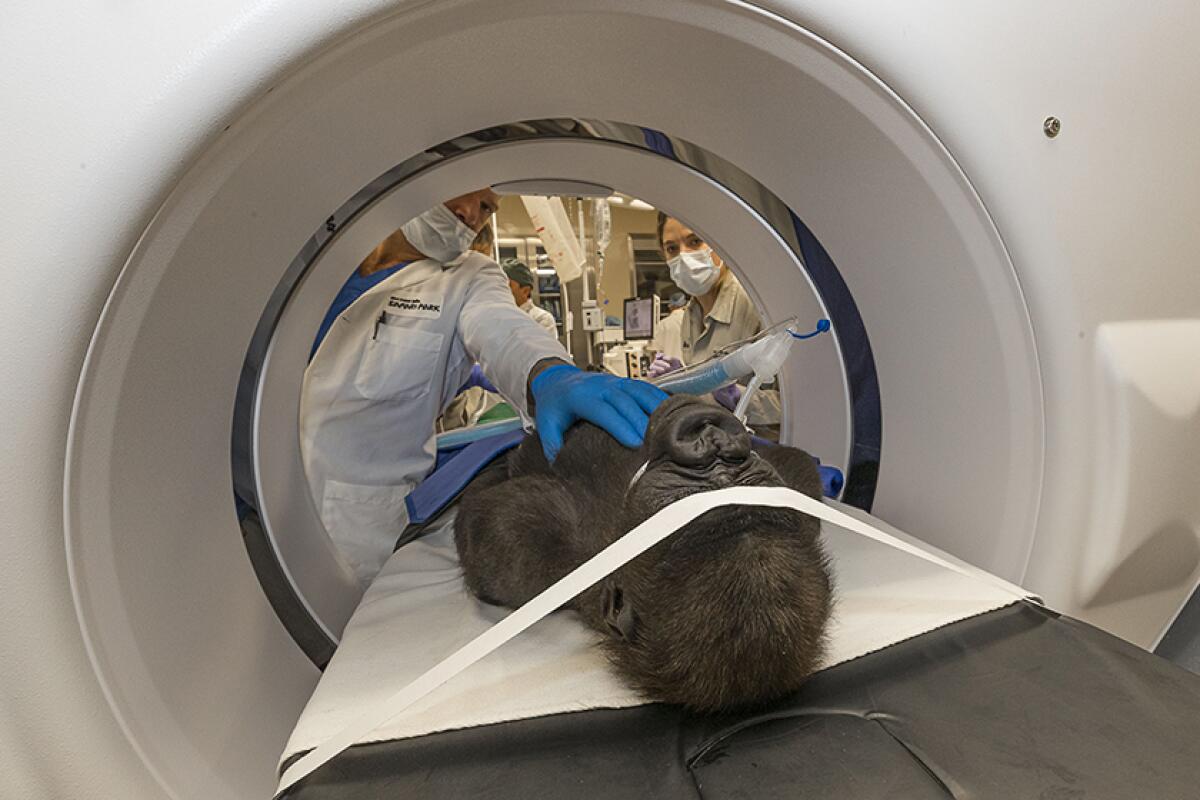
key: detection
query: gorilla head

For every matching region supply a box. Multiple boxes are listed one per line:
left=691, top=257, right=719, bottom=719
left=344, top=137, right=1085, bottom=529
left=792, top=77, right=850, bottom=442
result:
left=455, top=395, right=834, bottom=713
left=599, top=396, right=832, bottom=711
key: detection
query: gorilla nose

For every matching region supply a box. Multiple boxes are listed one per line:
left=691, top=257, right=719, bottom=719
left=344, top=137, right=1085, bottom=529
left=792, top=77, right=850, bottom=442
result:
left=654, top=402, right=752, bottom=468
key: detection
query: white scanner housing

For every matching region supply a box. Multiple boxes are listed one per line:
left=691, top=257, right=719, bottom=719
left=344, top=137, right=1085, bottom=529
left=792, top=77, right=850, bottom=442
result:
left=2, top=2, right=1198, bottom=798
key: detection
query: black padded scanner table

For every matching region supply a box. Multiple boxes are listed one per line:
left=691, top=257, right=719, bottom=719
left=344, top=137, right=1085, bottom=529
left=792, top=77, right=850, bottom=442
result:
left=282, top=602, right=1200, bottom=798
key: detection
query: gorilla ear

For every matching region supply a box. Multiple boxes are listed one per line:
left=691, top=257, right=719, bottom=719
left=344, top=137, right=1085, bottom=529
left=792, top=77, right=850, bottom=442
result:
left=601, top=582, right=638, bottom=640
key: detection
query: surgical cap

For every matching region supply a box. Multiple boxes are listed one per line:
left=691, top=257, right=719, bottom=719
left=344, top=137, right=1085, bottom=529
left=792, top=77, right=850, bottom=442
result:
left=501, top=258, right=535, bottom=287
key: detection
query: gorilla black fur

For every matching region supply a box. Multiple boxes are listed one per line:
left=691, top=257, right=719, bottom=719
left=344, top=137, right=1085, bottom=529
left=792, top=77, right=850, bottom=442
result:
left=454, top=395, right=833, bottom=713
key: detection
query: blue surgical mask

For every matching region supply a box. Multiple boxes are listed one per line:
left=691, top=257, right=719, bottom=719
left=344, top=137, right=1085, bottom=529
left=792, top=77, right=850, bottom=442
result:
left=668, top=248, right=720, bottom=296
left=400, top=203, right=478, bottom=263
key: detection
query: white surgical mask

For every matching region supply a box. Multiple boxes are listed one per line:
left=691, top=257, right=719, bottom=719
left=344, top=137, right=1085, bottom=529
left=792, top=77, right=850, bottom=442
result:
left=668, top=248, right=720, bottom=296
left=400, top=203, right=478, bottom=263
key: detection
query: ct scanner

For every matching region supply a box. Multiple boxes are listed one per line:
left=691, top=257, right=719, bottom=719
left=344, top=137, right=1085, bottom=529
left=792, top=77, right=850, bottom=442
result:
left=3, top=1, right=1200, bottom=797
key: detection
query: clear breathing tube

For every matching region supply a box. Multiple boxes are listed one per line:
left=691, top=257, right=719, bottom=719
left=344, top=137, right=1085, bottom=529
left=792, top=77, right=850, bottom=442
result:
left=651, top=317, right=831, bottom=422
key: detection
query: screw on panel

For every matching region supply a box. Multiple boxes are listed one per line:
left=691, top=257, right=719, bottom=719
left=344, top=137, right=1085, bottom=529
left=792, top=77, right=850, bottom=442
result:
left=1043, top=116, right=1061, bottom=138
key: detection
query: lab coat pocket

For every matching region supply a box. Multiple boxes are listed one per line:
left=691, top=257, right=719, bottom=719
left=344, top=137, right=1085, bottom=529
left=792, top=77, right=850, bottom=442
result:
left=354, top=322, right=444, bottom=401
left=321, top=479, right=412, bottom=586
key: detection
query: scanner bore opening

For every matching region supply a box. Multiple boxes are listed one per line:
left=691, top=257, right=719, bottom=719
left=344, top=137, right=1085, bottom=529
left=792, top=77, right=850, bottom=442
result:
left=231, top=120, right=881, bottom=666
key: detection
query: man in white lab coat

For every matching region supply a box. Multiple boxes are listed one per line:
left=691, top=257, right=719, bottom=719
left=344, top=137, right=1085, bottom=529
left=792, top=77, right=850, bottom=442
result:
left=300, top=189, right=666, bottom=585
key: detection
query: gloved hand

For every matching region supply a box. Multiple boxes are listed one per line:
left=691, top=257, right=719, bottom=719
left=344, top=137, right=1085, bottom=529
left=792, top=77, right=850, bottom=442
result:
left=646, top=353, right=683, bottom=379
left=712, top=382, right=743, bottom=412
left=458, top=363, right=498, bottom=394
left=531, top=364, right=668, bottom=462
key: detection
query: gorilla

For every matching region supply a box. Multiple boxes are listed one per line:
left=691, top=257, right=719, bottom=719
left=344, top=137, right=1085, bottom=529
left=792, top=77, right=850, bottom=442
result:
left=454, top=395, right=833, bottom=713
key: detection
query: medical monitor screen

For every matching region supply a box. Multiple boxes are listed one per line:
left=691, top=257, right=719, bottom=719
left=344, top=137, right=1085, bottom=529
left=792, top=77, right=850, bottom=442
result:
left=623, top=297, right=654, bottom=340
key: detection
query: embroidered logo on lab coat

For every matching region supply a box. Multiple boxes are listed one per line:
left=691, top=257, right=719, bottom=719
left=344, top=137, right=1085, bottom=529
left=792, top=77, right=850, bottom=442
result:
left=386, top=293, right=443, bottom=319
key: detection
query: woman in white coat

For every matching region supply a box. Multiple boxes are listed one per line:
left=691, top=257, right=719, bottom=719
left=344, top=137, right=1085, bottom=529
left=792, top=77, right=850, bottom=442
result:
left=301, top=188, right=666, bottom=585
left=649, top=213, right=781, bottom=429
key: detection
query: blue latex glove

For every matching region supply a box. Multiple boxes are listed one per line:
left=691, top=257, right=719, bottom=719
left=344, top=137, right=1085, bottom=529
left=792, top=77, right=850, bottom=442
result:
left=712, top=382, right=743, bottom=411
left=531, top=364, right=668, bottom=462
left=646, top=353, right=683, bottom=378
left=457, top=363, right=498, bottom=394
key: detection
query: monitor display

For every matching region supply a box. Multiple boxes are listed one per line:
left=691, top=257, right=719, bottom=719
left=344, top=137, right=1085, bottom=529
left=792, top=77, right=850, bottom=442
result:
left=623, top=297, right=654, bottom=340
